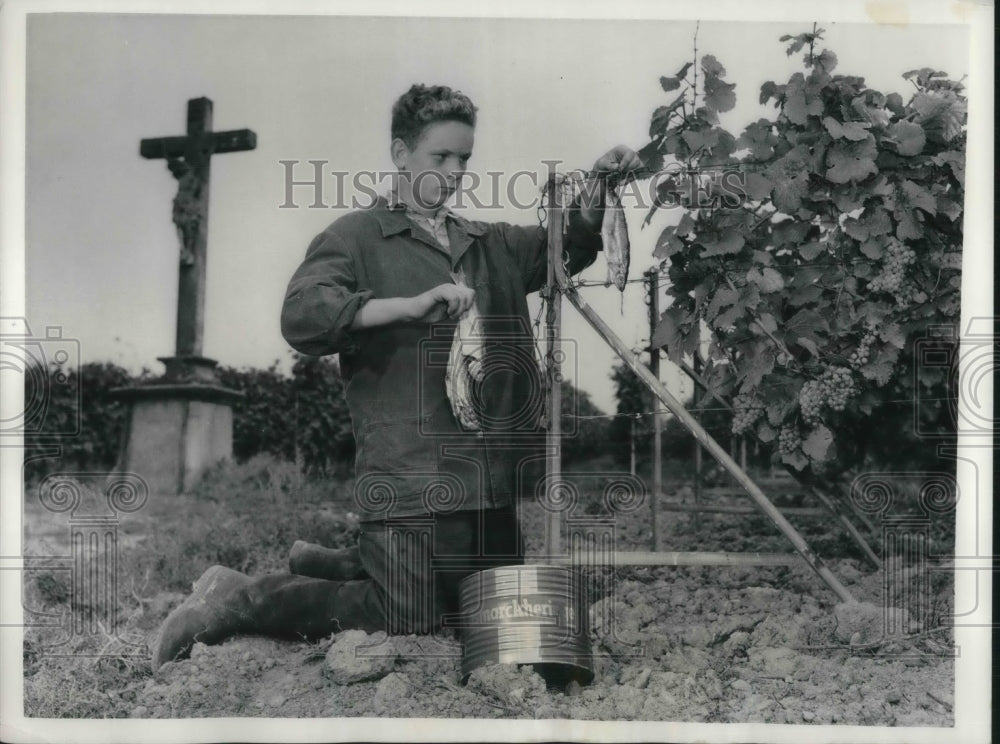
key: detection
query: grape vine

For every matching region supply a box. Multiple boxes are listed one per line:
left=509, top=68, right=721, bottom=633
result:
left=640, top=26, right=965, bottom=474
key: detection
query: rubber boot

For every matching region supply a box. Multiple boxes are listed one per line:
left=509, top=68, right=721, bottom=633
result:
left=151, top=565, right=254, bottom=669
left=288, top=540, right=367, bottom=580
left=151, top=566, right=388, bottom=669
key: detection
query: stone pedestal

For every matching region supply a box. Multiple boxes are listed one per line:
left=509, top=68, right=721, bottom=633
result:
left=110, top=356, right=243, bottom=494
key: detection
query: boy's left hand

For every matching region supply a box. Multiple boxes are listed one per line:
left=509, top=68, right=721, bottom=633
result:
left=593, top=145, right=644, bottom=177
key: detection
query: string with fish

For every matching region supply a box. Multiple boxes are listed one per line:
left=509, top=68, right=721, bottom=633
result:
left=444, top=268, right=486, bottom=431
left=601, top=180, right=631, bottom=314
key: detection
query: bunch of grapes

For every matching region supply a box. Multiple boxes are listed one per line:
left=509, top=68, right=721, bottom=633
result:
left=778, top=424, right=801, bottom=456
left=731, top=391, right=765, bottom=435
left=869, top=239, right=917, bottom=305
left=848, top=323, right=878, bottom=369
left=798, top=366, right=857, bottom=425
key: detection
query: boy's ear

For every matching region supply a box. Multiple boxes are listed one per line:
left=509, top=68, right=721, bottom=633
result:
left=390, top=138, right=410, bottom=169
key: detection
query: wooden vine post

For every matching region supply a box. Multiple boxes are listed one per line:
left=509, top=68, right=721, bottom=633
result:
left=543, top=173, right=564, bottom=558
left=646, top=268, right=662, bottom=551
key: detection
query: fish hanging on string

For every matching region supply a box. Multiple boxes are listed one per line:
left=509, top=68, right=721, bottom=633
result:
left=602, top=182, right=630, bottom=292
left=445, top=270, right=486, bottom=432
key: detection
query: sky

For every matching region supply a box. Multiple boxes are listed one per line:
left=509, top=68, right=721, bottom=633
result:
left=17, top=10, right=974, bottom=414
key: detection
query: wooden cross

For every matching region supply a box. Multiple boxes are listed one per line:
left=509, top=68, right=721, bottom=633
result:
left=140, top=97, right=256, bottom=361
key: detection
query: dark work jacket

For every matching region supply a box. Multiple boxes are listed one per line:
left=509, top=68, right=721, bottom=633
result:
left=281, top=196, right=601, bottom=520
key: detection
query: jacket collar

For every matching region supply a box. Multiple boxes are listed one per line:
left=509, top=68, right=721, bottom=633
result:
left=372, top=195, right=485, bottom=236
left=369, top=195, right=486, bottom=269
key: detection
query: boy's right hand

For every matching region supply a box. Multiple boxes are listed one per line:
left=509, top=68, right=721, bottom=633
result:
left=411, top=283, right=476, bottom=322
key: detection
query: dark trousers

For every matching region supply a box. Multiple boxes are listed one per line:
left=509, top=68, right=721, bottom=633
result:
left=251, top=507, right=523, bottom=638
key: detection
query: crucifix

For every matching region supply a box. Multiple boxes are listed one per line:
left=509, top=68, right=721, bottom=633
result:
left=140, top=97, right=256, bottom=377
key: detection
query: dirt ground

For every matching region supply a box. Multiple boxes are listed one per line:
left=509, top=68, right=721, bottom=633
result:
left=22, top=465, right=956, bottom=725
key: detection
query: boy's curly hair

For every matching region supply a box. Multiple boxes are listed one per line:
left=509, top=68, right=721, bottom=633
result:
left=391, top=84, right=477, bottom=148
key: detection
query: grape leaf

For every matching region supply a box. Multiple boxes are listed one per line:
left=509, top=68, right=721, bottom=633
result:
left=747, top=266, right=785, bottom=293
left=796, top=336, right=820, bottom=357
left=903, top=67, right=948, bottom=86
left=701, top=54, right=726, bottom=77
left=831, top=185, right=866, bottom=212
left=844, top=207, right=892, bottom=241
left=859, top=357, right=895, bottom=386
left=737, top=119, right=779, bottom=160
left=653, top=225, right=685, bottom=258
left=787, top=284, right=823, bottom=306
left=756, top=422, right=776, bottom=442
left=743, top=172, right=773, bottom=201
left=739, top=344, right=776, bottom=388
left=703, top=75, right=737, bottom=113
left=932, top=150, right=966, bottom=187
left=674, top=61, right=694, bottom=80
left=643, top=174, right=685, bottom=226
left=682, top=128, right=721, bottom=153
left=653, top=306, right=700, bottom=363
left=783, top=308, right=828, bottom=344
left=636, top=139, right=665, bottom=177
left=781, top=449, right=809, bottom=471
left=850, top=93, right=890, bottom=127
left=879, top=322, right=906, bottom=349
left=825, top=135, right=878, bottom=183
left=699, top=230, right=745, bottom=257
left=911, top=90, right=967, bottom=143
left=885, top=92, right=905, bottom=115
left=675, top=211, right=696, bottom=237
left=771, top=218, right=814, bottom=247
left=823, top=116, right=870, bottom=141
left=660, top=75, right=682, bottom=92
left=900, top=180, right=937, bottom=215
left=757, top=311, right=779, bottom=334
left=695, top=106, right=720, bottom=127
left=759, top=80, right=781, bottom=105
left=859, top=344, right=900, bottom=386
left=783, top=73, right=824, bottom=125
left=802, top=424, right=834, bottom=461
left=895, top=211, right=923, bottom=241
left=813, top=49, right=838, bottom=74
left=842, top=218, right=868, bottom=242
left=935, top=194, right=963, bottom=221
left=649, top=92, right=686, bottom=136
left=714, top=304, right=744, bottom=329
left=705, top=286, right=740, bottom=321
left=887, top=120, right=926, bottom=156
left=859, top=238, right=885, bottom=260
left=767, top=148, right=813, bottom=213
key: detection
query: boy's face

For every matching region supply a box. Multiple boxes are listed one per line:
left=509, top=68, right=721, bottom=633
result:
left=391, top=120, right=474, bottom=213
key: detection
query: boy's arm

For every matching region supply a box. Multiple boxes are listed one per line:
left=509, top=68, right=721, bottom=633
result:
left=281, top=229, right=477, bottom=355
left=501, top=145, right=644, bottom=294
left=351, top=284, right=476, bottom=329
left=281, top=229, right=374, bottom=356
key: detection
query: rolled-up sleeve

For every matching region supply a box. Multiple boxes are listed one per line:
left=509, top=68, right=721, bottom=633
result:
left=281, top=229, right=374, bottom=356
left=498, top=205, right=602, bottom=295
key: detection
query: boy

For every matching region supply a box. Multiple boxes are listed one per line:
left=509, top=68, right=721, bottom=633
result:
left=152, top=84, right=641, bottom=668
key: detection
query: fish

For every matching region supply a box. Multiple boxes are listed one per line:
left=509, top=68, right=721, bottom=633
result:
left=445, top=270, right=486, bottom=432
left=602, top=182, right=630, bottom=292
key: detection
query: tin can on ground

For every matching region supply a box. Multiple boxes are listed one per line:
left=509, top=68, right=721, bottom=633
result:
left=458, top=564, right=594, bottom=686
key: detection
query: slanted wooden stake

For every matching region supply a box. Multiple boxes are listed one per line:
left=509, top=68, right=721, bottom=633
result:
left=558, top=280, right=855, bottom=604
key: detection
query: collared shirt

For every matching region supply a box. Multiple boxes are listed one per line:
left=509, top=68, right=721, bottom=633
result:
left=385, top=190, right=452, bottom=252
left=281, top=196, right=602, bottom=520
